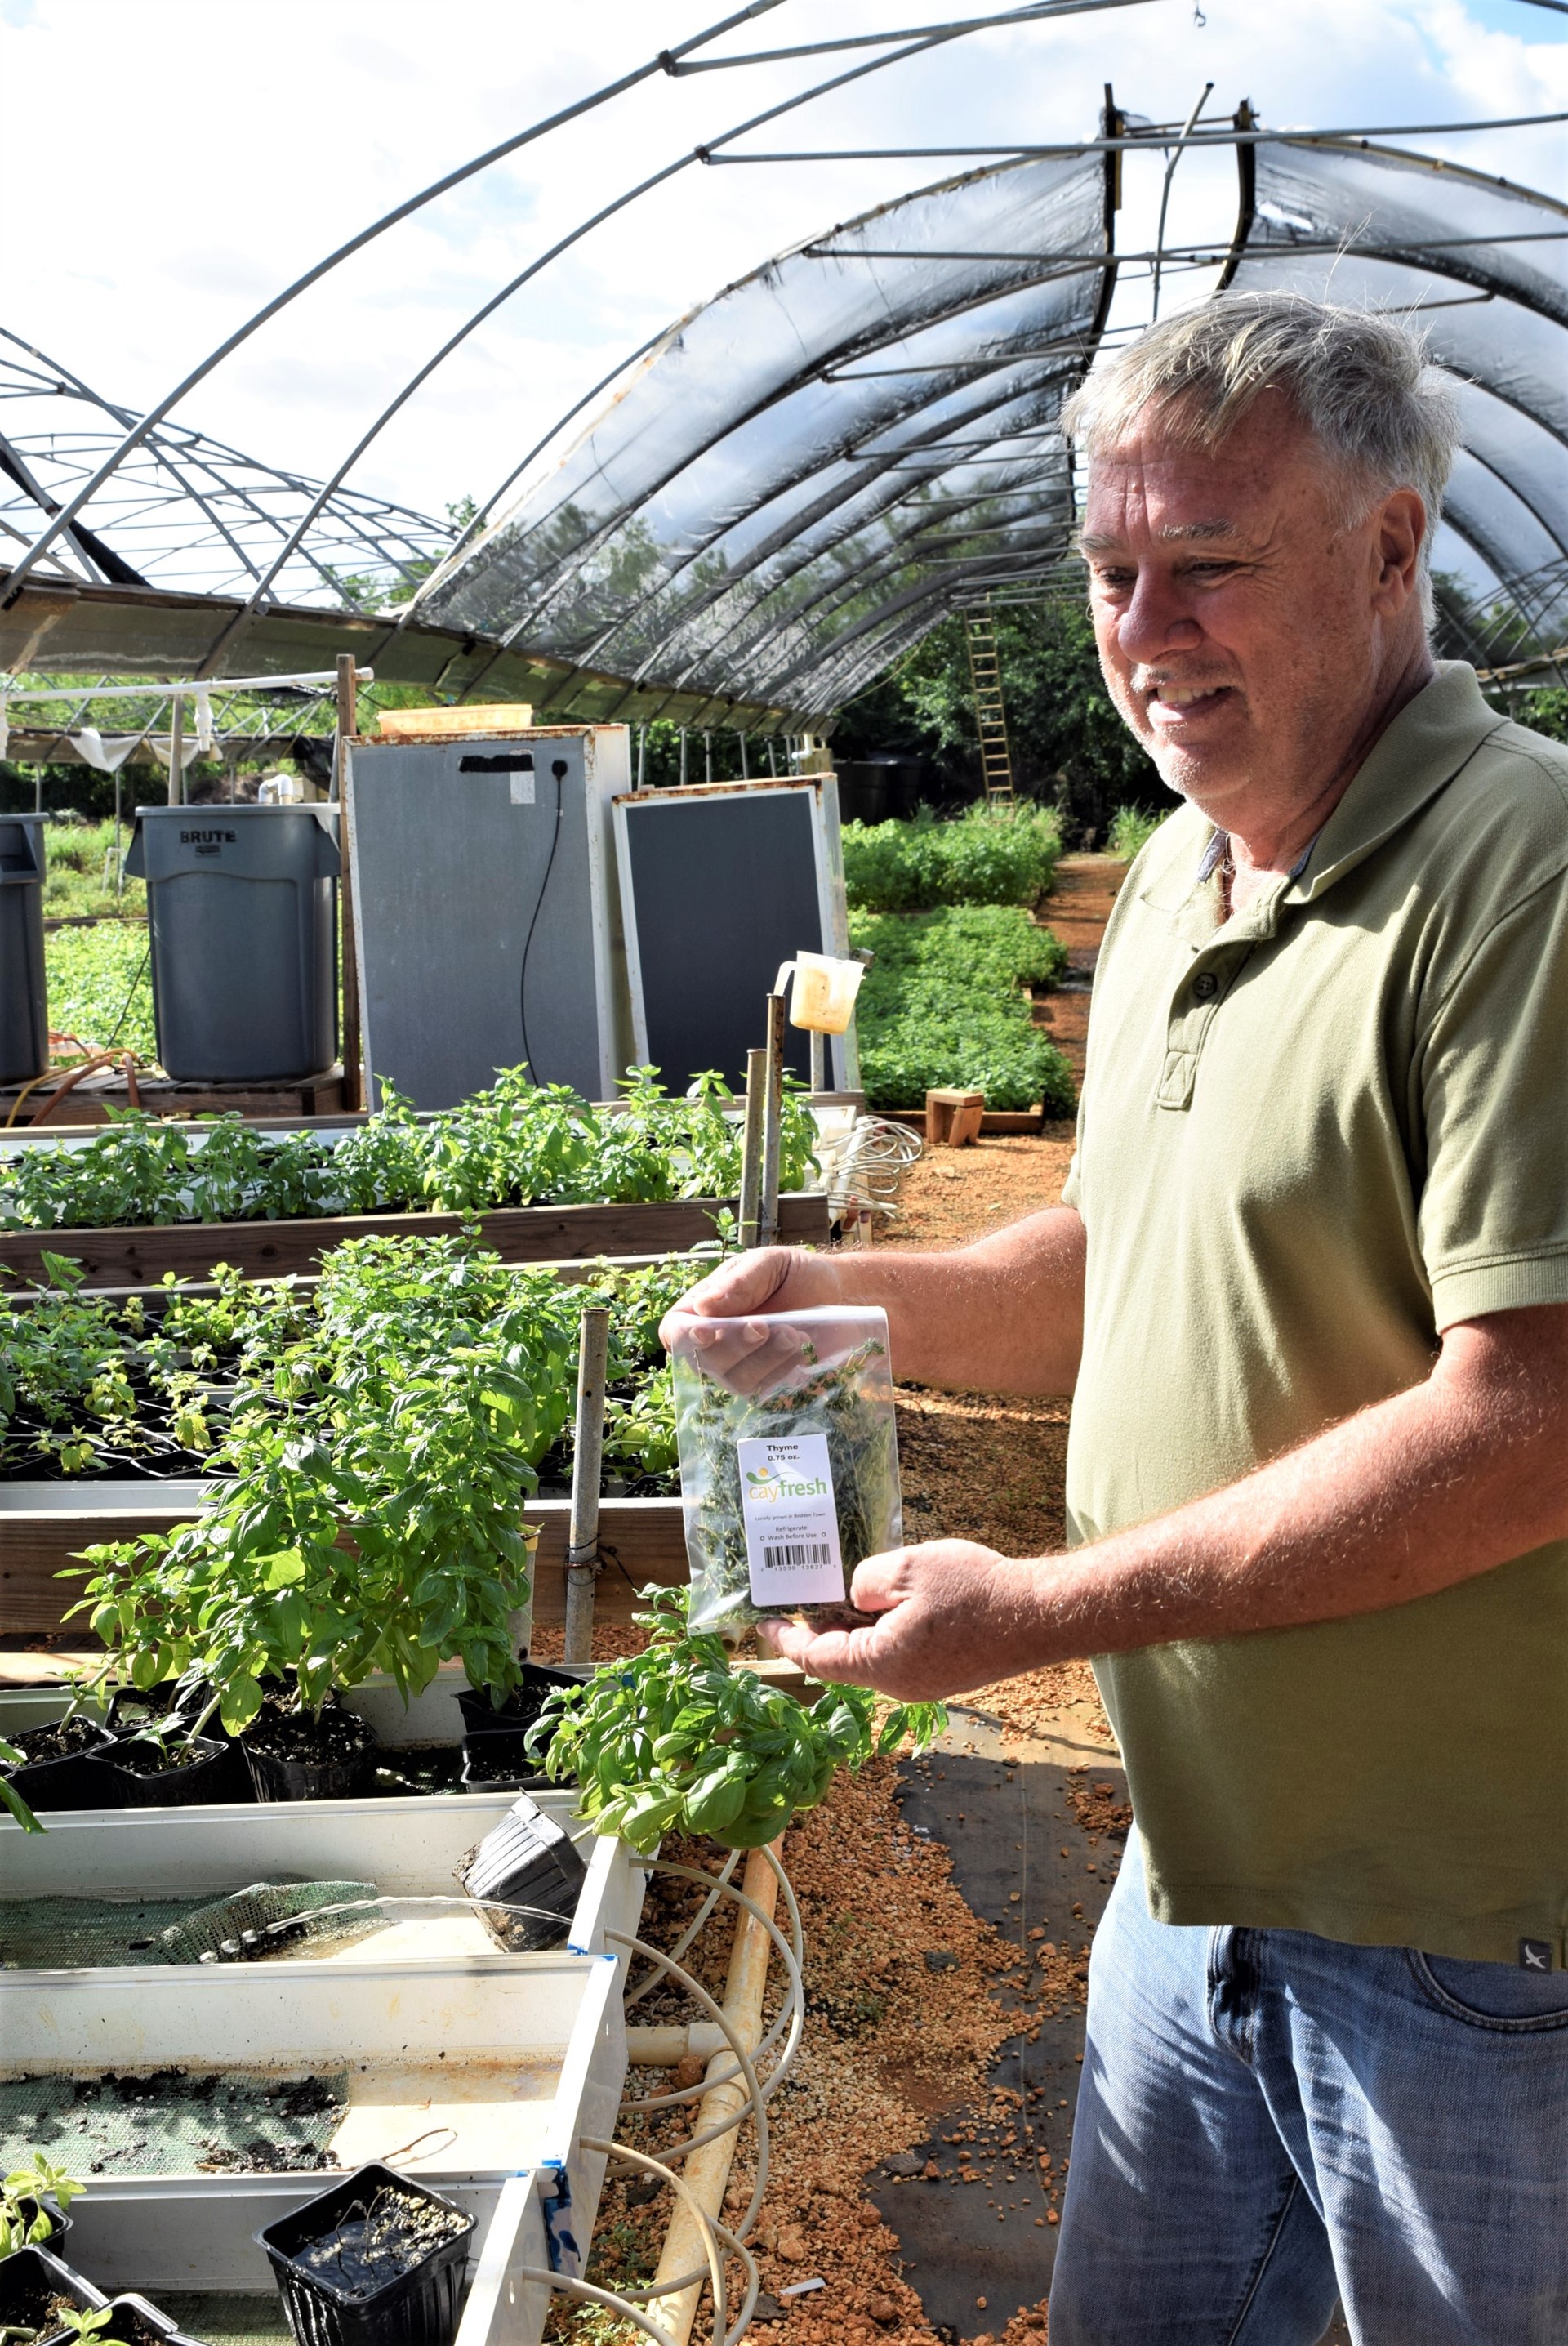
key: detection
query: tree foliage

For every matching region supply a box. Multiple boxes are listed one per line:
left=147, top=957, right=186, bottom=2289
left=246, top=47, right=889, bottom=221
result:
left=830, top=598, right=1165, bottom=843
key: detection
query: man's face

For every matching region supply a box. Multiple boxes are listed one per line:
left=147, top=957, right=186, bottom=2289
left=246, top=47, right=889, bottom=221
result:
left=1080, top=394, right=1421, bottom=818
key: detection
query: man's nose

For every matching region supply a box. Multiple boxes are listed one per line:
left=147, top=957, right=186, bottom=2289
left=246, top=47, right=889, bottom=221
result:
left=1115, top=568, right=1205, bottom=665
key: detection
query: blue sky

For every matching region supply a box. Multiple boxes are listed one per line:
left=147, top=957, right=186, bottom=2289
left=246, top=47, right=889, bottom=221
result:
left=2, top=0, right=1564, bottom=542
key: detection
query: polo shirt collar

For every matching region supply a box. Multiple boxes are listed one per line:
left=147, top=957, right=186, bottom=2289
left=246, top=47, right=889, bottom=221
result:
left=1287, top=662, right=1505, bottom=905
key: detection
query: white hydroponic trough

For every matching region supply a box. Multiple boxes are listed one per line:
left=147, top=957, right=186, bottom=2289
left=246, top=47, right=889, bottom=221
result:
left=0, top=1795, right=648, bottom=2342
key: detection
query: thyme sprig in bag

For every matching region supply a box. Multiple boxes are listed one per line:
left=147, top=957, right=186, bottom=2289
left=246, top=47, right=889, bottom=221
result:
left=669, top=1306, right=902, bottom=1634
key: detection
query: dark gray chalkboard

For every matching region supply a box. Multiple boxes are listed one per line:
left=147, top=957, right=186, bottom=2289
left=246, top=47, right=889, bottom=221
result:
left=615, top=784, right=837, bottom=1091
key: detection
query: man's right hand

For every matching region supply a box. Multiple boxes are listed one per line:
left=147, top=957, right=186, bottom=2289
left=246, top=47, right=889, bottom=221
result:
left=658, top=1246, right=844, bottom=1389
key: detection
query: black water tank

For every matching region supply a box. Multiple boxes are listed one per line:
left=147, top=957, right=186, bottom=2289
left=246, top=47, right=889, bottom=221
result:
left=124, top=805, right=340, bottom=1081
left=0, top=814, right=48, bottom=1085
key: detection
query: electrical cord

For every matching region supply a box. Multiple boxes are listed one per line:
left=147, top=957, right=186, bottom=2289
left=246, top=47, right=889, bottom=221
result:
left=519, top=756, right=567, bottom=1082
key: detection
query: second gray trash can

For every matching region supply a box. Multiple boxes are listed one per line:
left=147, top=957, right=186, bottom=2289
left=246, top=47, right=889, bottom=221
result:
left=0, top=814, right=48, bottom=1086
left=124, top=805, right=340, bottom=1082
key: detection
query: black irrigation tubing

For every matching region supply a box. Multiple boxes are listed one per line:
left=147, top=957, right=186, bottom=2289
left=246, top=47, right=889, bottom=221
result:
left=706, top=107, right=1568, bottom=158
left=0, top=0, right=789, bottom=606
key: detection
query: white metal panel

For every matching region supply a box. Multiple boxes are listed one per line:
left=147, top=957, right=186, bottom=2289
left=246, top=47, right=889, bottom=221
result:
left=344, top=725, right=632, bottom=1109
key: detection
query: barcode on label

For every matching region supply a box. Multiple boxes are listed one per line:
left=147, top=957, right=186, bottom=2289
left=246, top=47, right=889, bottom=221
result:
left=761, top=1541, right=833, bottom=1574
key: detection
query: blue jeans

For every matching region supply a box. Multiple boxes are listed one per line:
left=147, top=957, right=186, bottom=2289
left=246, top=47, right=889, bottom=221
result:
left=1049, top=1835, right=1568, bottom=2344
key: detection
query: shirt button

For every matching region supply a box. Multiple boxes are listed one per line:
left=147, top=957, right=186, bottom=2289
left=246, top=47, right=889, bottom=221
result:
left=1192, top=971, right=1220, bottom=1002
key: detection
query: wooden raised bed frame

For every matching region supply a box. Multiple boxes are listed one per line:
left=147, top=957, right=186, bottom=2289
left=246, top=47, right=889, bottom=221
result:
left=0, top=1190, right=828, bottom=1287
left=0, top=1488, right=688, bottom=1638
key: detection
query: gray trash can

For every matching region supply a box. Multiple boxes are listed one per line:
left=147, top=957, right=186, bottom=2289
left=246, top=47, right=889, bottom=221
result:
left=0, top=814, right=48, bottom=1086
left=124, top=805, right=340, bottom=1082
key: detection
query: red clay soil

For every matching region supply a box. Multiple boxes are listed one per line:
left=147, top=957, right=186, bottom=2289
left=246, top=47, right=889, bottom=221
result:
left=1031, top=853, right=1125, bottom=1087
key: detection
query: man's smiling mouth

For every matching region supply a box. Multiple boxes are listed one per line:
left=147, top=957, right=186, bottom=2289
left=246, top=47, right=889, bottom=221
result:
left=1142, top=680, right=1236, bottom=722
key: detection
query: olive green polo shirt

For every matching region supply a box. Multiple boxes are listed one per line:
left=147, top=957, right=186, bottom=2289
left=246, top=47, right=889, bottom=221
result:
left=1061, top=663, right=1568, bottom=1963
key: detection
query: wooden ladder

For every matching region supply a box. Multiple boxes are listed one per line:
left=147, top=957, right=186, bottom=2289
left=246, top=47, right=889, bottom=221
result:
left=964, top=600, right=1014, bottom=802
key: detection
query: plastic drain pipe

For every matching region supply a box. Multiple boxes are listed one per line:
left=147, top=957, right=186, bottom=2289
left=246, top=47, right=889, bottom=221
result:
left=644, top=1841, right=784, bottom=2345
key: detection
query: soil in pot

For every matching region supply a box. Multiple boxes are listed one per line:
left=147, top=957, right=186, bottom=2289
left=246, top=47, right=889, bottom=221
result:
left=0, top=2246, right=105, bottom=2343
left=241, top=1697, right=372, bottom=1803
left=259, top=2162, right=474, bottom=2346
left=7, top=1715, right=110, bottom=1765
left=109, top=1678, right=230, bottom=1740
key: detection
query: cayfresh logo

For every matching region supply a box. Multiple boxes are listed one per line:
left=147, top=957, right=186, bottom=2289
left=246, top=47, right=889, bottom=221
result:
left=745, top=1464, right=829, bottom=1501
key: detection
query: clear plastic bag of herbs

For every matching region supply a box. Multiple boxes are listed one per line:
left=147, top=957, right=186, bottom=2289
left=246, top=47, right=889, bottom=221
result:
left=669, top=1305, right=902, bottom=1635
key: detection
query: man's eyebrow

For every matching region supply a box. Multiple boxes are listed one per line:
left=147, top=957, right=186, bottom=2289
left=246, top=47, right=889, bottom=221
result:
left=1079, top=519, right=1242, bottom=554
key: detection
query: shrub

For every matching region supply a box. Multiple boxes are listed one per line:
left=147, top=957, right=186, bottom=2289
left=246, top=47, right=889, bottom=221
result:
left=849, top=906, right=1075, bottom=1114
left=1107, top=805, right=1170, bottom=860
left=44, top=921, right=154, bottom=1060
left=842, top=803, right=1061, bottom=912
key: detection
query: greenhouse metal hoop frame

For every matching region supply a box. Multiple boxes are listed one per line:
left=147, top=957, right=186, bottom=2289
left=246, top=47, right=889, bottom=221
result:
left=2, top=0, right=1566, bottom=729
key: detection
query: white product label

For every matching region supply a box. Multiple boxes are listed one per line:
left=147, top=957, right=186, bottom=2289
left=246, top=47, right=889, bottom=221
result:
left=510, top=772, right=536, bottom=804
left=737, top=1432, right=846, bottom=1608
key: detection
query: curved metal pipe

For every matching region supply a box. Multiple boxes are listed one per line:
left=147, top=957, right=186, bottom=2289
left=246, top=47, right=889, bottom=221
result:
left=0, top=1, right=788, bottom=608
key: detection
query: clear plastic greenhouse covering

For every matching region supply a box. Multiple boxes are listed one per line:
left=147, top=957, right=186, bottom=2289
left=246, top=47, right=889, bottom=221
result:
left=412, top=147, right=1114, bottom=721
left=1223, top=140, right=1568, bottom=640
left=414, top=129, right=1568, bottom=718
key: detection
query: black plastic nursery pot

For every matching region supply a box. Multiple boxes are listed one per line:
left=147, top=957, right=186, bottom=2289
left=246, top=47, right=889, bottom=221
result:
left=243, top=1739, right=369, bottom=1804
left=455, top=1661, right=581, bottom=1737
left=98, top=2293, right=206, bottom=2346
left=0, top=2245, right=108, bottom=2344
left=458, top=1791, right=588, bottom=1952
left=256, top=2161, right=475, bottom=2346
left=98, top=1733, right=247, bottom=1809
left=240, top=1693, right=374, bottom=1804
left=458, top=1731, right=550, bottom=1795
left=2, top=1718, right=123, bottom=1813
left=15, top=2195, right=74, bottom=2254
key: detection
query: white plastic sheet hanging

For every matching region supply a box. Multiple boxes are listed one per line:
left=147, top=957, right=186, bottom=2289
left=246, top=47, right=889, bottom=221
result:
left=71, top=729, right=146, bottom=775
left=149, top=734, right=203, bottom=774
left=193, top=688, right=215, bottom=755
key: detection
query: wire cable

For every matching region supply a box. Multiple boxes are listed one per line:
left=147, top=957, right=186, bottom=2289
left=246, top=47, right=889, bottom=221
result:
left=519, top=756, right=567, bottom=1083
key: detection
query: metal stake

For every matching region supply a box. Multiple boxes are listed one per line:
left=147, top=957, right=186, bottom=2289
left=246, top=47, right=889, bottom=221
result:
left=563, top=1305, right=610, bottom=1667
left=809, top=1028, right=827, bottom=1094
left=737, top=1046, right=766, bottom=1251
left=760, top=989, right=786, bottom=1247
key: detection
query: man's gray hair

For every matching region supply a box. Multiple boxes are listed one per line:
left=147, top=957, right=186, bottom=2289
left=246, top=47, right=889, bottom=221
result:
left=1061, top=292, right=1459, bottom=548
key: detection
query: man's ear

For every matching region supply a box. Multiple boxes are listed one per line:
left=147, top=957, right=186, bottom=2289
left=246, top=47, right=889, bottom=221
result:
left=1373, top=488, right=1427, bottom=615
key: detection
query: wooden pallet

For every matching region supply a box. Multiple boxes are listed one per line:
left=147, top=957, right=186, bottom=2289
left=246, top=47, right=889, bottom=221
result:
left=0, top=1491, right=688, bottom=1638
left=0, top=1189, right=829, bottom=1288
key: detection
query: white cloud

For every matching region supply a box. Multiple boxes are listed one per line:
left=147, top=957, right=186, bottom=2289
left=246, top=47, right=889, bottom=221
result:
left=2, top=0, right=1563, bottom=529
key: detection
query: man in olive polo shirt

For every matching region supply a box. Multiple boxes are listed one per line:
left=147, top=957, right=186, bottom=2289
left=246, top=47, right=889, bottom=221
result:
left=665, top=295, right=1568, bottom=2340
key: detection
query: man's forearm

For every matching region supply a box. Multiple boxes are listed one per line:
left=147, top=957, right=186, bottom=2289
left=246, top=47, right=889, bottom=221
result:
left=764, top=1304, right=1568, bottom=1702
left=826, top=1205, right=1086, bottom=1394
left=1018, top=1307, right=1568, bottom=1662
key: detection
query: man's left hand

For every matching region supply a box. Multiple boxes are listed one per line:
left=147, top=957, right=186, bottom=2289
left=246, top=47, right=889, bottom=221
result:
left=760, top=1537, right=1045, bottom=1701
